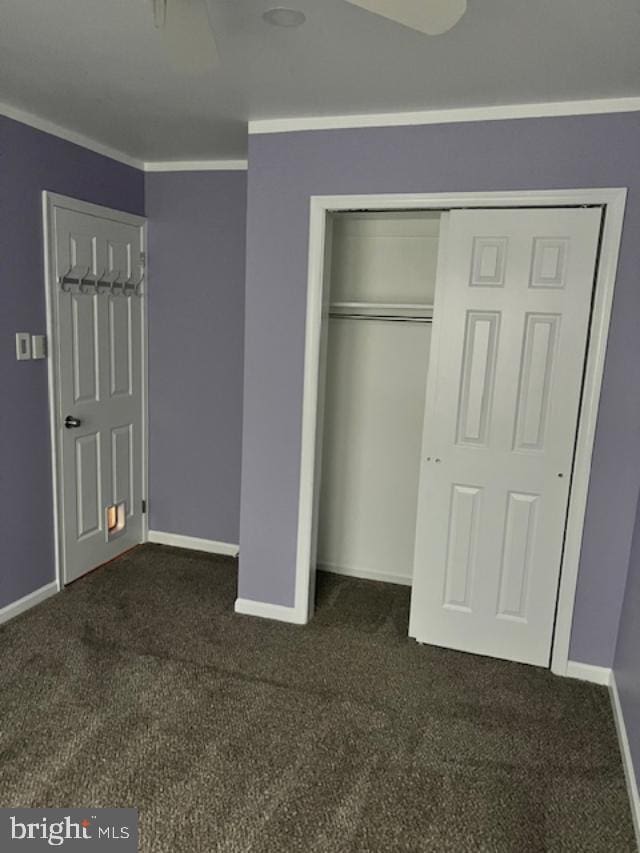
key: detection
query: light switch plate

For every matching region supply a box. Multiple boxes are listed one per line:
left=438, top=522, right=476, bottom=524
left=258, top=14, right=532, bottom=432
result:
left=15, top=333, right=31, bottom=361
left=31, top=334, right=47, bottom=359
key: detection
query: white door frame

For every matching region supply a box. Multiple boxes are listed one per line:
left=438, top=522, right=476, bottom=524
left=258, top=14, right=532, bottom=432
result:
left=294, top=188, right=627, bottom=677
left=42, top=191, right=149, bottom=589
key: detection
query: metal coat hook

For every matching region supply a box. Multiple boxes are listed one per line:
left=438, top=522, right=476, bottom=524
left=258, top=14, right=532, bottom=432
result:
left=79, top=267, right=102, bottom=295
left=96, top=269, right=114, bottom=294
left=110, top=271, right=127, bottom=297
left=124, top=270, right=145, bottom=297
left=59, top=264, right=90, bottom=293
left=97, top=269, right=119, bottom=293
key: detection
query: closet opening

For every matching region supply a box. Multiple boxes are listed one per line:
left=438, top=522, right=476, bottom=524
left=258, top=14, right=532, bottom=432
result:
left=298, top=190, right=625, bottom=676
left=315, top=210, right=441, bottom=592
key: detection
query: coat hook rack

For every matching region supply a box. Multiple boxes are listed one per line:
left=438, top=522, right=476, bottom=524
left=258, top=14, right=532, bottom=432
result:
left=59, top=266, right=144, bottom=297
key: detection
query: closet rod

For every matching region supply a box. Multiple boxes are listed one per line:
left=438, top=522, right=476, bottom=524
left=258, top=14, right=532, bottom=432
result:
left=328, top=313, right=432, bottom=324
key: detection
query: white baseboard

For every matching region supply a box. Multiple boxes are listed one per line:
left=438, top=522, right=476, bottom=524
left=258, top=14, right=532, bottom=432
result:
left=318, top=560, right=412, bottom=587
left=234, top=597, right=308, bottom=625
left=0, top=581, right=58, bottom=627
left=565, top=661, right=613, bottom=685
left=610, top=672, right=640, bottom=847
left=147, top=530, right=239, bottom=558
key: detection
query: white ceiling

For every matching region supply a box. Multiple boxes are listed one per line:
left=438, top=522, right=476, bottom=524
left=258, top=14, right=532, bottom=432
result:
left=1, top=0, right=639, bottom=162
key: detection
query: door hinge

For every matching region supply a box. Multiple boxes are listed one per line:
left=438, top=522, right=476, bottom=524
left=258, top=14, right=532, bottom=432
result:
left=139, top=251, right=146, bottom=269
left=141, top=499, right=147, bottom=514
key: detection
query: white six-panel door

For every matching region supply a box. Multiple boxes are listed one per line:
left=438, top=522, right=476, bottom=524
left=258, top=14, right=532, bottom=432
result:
left=50, top=200, right=145, bottom=584
left=409, top=208, right=601, bottom=666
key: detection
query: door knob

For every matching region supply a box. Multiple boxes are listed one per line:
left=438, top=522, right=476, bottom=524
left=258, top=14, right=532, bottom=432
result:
left=64, top=415, right=82, bottom=429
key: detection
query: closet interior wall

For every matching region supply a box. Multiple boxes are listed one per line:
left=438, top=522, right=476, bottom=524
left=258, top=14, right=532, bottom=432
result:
left=317, top=211, right=441, bottom=586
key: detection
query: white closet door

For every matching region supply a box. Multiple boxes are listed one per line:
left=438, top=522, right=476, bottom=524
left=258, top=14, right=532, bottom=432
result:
left=409, top=208, right=601, bottom=666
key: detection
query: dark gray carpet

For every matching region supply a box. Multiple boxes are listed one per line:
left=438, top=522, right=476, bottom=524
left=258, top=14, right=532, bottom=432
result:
left=0, top=544, right=634, bottom=852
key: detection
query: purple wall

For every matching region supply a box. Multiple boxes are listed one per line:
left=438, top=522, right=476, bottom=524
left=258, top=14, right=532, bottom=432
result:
left=0, top=115, right=144, bottom=610
left=146, top=171, right=247, bottom=545
left=614, top=485, right=640, bottom=797
left=240, top=113, right=640, bottom=667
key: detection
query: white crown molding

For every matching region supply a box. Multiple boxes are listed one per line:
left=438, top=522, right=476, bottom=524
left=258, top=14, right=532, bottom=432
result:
left=144, top=159, right=248, bottom=172
left=248, top=96, right=640, bottom=135
left=0, top=101, right=144, bottom=169
left=0, top=102, right=248, bottom=172
left=147, top=529, right=239, bottom=557
left=0, top=581, right=58, bottom=627
left=7, top=94, right=640, bottom=169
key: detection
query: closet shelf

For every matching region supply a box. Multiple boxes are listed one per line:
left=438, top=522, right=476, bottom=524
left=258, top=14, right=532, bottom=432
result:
left=328, top=302, right=434, bottom=323
left=330, top=302, right=433, bottom=311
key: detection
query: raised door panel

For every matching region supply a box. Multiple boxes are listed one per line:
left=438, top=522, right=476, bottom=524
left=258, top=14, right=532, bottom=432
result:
left=112, top=424, right=134, bottom=516
left=109, top=297, right=133, bottom=398
left=512, top=314, right=560, bottom=453
left=68, top=232, right=98, bottom=274
left=75, top=433, right=102, bottom=539
left=71, top=295, right=100, bottom=404
left=470, top=237, right=508, bottom=287
left=496, top=492, right=538, bottom=621
left=107, top=239, right=133, bottom=280
left=443, top=484, right=482, bottom=612
left=456, top=312, right=500, bottom=447
left=530, top=238, right=569, bottom=289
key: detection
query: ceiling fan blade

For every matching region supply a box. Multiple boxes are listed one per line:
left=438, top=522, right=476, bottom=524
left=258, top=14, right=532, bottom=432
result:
left=343, top=0, right=467, bottom=35
left=160, top=0, right=219, bottom=72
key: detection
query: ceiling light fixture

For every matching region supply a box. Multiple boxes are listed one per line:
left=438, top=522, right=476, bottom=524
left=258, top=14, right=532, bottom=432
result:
left=262, top=8, right=307, bottom=28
